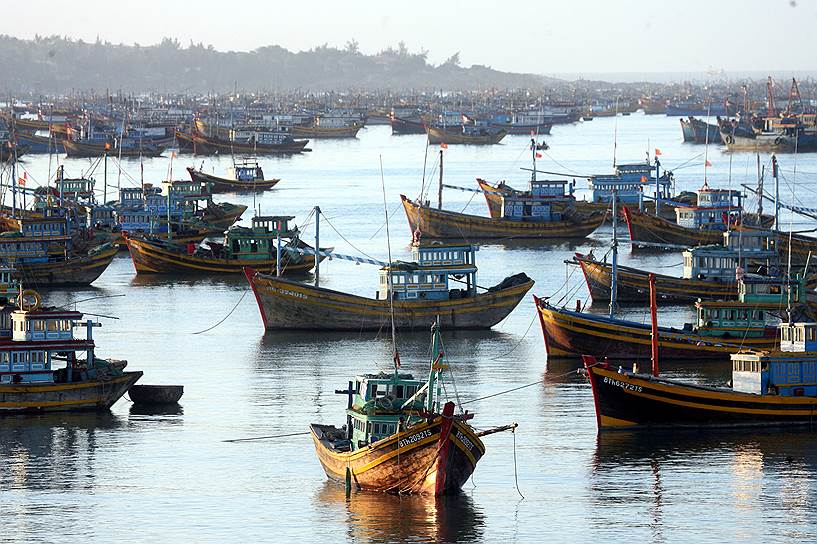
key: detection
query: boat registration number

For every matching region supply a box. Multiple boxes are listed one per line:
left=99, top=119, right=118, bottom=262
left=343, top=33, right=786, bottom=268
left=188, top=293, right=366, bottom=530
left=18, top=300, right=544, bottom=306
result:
left=398, top=429, right=432, bottom=449
left=271, top=287, right=307, bottom=300
left=455, top=430, right=476, bottom=453
left=603, top=376, right=643, bottom=393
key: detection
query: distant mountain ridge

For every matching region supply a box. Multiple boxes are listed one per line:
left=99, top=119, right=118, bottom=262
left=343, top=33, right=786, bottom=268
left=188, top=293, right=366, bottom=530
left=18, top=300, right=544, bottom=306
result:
left=0, top=35, right=558, bottom=94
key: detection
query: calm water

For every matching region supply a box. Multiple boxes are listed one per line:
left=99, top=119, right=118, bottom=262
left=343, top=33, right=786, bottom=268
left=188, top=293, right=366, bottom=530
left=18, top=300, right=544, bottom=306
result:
left=4, top=115, right=817, bottom=543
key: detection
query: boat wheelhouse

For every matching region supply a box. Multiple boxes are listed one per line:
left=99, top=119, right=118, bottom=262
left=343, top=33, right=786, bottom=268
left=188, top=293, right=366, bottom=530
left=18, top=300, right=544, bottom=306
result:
left=675, top=185, right=743, bottom=230
left=693, top=301, right=772, bottom=338
left=226, top=159, right=265, bottom=183
left=588, top=161, right=672, bottom=206
left=378, top=243, right=477, bottom=301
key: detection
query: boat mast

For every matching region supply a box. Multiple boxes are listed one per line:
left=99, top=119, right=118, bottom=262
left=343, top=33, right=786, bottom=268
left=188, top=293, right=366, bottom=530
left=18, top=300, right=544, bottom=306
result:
left=609, top=190, right=618, bottom=318
left=649, top=273, right=659, bottom=377
left=314, top=206, right=321, bottom=287
left=756, top=154, right=763, bottom=218
left=612, top=97, right=619, bottom=168
left=437, top=149, right=443, bottom=210
left=530, top=137, right=537, bottom=184
left=379, top=156, right=399, bottom=377
left=654, top=156, right=661, bottom=217
left=772, top=154, right=779, bottom=231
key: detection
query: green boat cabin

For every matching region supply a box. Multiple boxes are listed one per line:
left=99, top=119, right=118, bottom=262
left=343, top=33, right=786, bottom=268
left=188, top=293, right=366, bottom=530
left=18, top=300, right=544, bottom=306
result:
left=694, top=301, right=771, bottom=338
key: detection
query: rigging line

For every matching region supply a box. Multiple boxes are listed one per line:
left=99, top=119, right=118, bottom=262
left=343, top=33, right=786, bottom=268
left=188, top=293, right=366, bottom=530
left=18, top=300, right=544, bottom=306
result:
left=460, top=368, right=579, bottom=406
left=459, top=191, right=478, bottom=214
left=223, top=431, right=311, bottom=443
left=368, top=203, right=403, bottom=240
left=379, top=155, right=398, bottom=362
left=191, top=289, right=249, bottom=335
left=488, top=311, right=537, bottom=361
left=512, top=427, right=524, bottom=500
left=322, top=214, right=379, bottom=261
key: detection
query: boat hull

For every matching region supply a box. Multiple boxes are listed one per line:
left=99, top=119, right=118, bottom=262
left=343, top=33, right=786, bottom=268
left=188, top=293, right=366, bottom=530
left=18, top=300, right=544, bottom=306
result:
left=63, top=139, right=167, bottom=158
left=401, top=195, right=605, bottom=240
left=623, top=207, right=775, bottom=248
left=311, top=413, right=484, bottom=495
left=586, top=363, right=817, bottom=430
left=426, top=126, right=507, bottom=145
left=290, top=125, right=362, bottom=138
left=245, top=269, right=533, bottom=331
left=126, top=237, right=317, bottom=275
left=0, top=371, right=142, bottom=414
left=175, top=131, right=309, bottom=155
left=574, top=253, right=737, bottom=303
left=534, top=297, right=778, bottom=360
left=14, top=244, right=119, bottom=286
left=186, top=167, right=280, bottom=193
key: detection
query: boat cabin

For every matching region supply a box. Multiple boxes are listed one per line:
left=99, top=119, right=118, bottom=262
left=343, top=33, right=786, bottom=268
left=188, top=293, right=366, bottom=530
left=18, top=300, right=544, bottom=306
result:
left=738, top=275, right=804, bottom=306
left=500, top=194, right=561, bottom=221
left=683, top=245, right=740, bottom=282
left=346, top=372, right=427, bottom=449
left=227, top=159, right=264, bottom=182
left=530, top=180, right=573, bottom=198
left=588, top=161, right=671, bottom=205
left=379, top=243, right=478, bottom=301
left=732, top=323, right=817, bottom=396
left=0, top=306, right=96, bottom=385
left=216, top=215, right=301, bottom=260
left=722, top=230, right=776, bottom=258
left=694, top=301, right=771, bottom=337
left=675, top=184, right=744, bottom=230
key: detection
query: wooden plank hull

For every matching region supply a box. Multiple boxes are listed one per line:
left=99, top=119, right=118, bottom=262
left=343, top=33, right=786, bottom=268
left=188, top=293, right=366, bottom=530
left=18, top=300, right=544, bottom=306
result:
left=401, top=195, right=605, bottom=240
left=623, top=207, right=775, bottom=248
left=186, top=167, right=280, bottom=193
left=125, top=237, right=317, bottom=275
left=586, top=363, right=817, bottom=430
left=13, top=243, right=119, bottom=286
left=477, top=179, right=683, bottom=222
left=290, top=125, right=362, bottom=138
left=311, top=416, right=484, bottom=495
left=0, top=371, right=142, bottom=414
left=574, top=253, right=737, bottom=303
left=534, top=296, right=778, bottom=360
left=245, top=269, right=533, bottom=331
left=426, top=126, right=507, bottom=145
left=175, top=131, right=309, bottom=155
left=63, top=139, right=168, bottom=158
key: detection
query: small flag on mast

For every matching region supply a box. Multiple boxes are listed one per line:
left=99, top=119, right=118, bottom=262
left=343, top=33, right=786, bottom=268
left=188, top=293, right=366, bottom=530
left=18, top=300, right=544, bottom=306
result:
left=535, top=152, right=542, bottom=159
left=439, top=143, right=448, bottom=149
left=705, top=159, right=712, bottom=167
left=655, top=148, right=662, bottom=156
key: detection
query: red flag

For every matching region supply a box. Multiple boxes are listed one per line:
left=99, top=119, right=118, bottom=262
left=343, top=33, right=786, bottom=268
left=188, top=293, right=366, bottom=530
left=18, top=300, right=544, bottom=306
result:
left=640, top=175, right=648, bottom=183
left=535, top=152, right=542, bottom=159
left=655, top=148, right=662, bottom=156
left=439, top=142, right=448, bottom=149
left=705, top=159, right=712, bottom=167
left=393, top=350, right=401, bottom=369
left=18, top=172, right=26, bottom=186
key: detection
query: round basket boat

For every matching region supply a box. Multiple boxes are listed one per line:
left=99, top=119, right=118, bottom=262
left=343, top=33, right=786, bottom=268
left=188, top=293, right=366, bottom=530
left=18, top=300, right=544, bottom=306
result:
left=128, top=384, right=184, bottom=405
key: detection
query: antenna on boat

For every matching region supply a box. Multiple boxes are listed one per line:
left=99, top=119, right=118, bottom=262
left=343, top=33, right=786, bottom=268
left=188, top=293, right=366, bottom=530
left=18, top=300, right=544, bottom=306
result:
left=612, top=97, right=619, bottom=168
left=379, top=155, right=399, bottom=375
left=609, top=189, right=618, bottom=318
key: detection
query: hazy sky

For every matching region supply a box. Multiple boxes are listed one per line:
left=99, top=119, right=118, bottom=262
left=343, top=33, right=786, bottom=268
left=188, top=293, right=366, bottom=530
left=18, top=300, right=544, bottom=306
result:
left=1, top=0, right=812, bottom=75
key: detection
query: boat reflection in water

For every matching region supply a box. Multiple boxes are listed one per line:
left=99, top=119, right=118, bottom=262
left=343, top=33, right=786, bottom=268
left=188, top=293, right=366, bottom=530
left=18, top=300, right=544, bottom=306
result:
left=591, top=430, right=817, bottom=541
left=314, top=482, right=485, bottom=543
left=0, top=412, right=122, bottom=492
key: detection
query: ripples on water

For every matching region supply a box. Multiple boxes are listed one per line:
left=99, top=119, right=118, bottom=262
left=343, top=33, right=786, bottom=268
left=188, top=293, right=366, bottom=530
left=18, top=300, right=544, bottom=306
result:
left=3, top=116, right=817, bottom=542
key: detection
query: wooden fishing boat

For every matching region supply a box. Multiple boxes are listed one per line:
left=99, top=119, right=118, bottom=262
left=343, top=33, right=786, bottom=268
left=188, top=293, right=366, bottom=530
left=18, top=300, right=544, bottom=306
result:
left=175, top=130, right=309, bottom=155
left=401, top=195, right=605, bottom=240
left=624, top=206, right=775, bottom=249
left=62, top=139, right=168, bottom=158
left=426, top=126, right=507, bottom=145
left=573, top=252, right=739, bottom=303
left=582, top=321, right=817, bottom=430
left=186, top=160, right=280, bottom=193
left=290, top=124, right=362, bottom=138
left=312, top=323, right=511, bottom=495
left=15, top=132, right=65, bottom=154
left=12, top=242, right=119, bottom=286
left=0, top=289, right=141, bottom=414
left=126, top=216, right=319, bottom=275
left=244, top=242, right=533, bottom=331
left=534, top=296, right=779, bottom=360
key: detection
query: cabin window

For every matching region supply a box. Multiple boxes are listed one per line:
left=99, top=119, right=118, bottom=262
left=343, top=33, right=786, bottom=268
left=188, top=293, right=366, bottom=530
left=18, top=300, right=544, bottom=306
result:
left=0, top=352, right=8, bottom=364
left=373, top=423, right=381, bottom=434
left=406, top=385, right=417, bottom=398
left=809, top=328, right=816, bottom=342
left=394, top=385, right=404, bottom=398
left=370, top=384, right=378, bottom=397
left=47, top=320, right=59, bottom=332
left=33, top=320, right=45, bottom=332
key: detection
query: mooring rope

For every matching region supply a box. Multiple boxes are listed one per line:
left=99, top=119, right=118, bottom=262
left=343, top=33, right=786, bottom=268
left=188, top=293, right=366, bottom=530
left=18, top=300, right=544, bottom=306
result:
left=192, top=289, right=249, bottom=334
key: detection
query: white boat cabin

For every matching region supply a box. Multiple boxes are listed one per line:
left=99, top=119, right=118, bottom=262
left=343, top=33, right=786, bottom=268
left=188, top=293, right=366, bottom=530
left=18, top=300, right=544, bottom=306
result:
left=683, top=245, right=740, bottom=281
left=379, top=244, right=478, bottom=301
left=227, top=160, right=264, bottom=182
left=1, top=307, right=96, bottom=385
left=588, top=161, right=671, bottom=205
left=676, top=186, right=743, bottom=230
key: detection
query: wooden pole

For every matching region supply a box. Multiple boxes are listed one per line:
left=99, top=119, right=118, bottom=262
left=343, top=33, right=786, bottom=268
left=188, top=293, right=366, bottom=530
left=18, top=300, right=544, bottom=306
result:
left=649, top=273, right=659, bottom=377
left=437, top=149, right=443, bottom=210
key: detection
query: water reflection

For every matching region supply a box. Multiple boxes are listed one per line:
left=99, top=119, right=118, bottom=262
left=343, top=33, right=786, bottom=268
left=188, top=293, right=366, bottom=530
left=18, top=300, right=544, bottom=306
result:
left=128, top=403, right=185, bottom=418
left=315, top=483, right=484, bottom=544
left=0, top=412, right=121, bottom=491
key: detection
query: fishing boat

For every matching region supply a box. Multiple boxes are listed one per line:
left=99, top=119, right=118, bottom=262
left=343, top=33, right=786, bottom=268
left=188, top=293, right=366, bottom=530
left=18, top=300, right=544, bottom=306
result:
left=126, top=215, right=320, bottom=275
left=0, top=215, right=117, bottom=286
left=62, top=138, right=168, bottom=158
left=624, top=182, right=775, bottom=249
left=15, top=132, right=65, bottom=154
left=679, top=116, right=721, bottom=144
left=573, top=229, right=783, bottom=304
left=0, top=286, right=142, bottom=414
left=289, top=118, right=363, bottom=139
left=389, top=115, right=427, bottom=135
left=425, top=125, right=507, bottom=145
left=583, top=311, right=817, bottom=430
left=175, top=129, right=309, bottom=155
left=244, top=240, right=533, bottom=331
left=186, top=159, right=280, bottom=193
left=311, top=322, right=510, bottom=495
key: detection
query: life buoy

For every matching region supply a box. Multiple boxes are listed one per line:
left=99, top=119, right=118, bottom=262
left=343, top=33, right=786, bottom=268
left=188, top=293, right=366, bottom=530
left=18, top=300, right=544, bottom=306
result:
left=19, top=289, right=42, bottom=311
left=774, top=137, right=783, bottom=145
left=725, top=135, right=734, bottom=144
